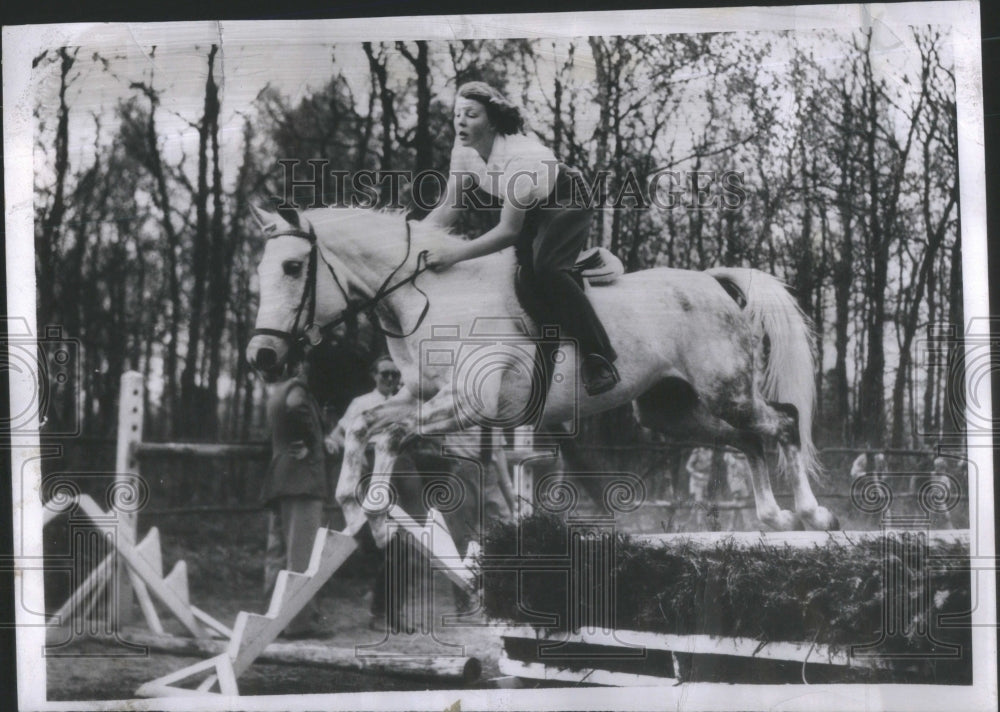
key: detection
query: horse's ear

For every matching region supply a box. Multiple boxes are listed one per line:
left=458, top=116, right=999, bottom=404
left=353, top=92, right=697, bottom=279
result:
left=275, top=205, right=301, bottom=229
left=249, top=203, right=272, bottom=230
left=265, top=196, right=301, bottom=229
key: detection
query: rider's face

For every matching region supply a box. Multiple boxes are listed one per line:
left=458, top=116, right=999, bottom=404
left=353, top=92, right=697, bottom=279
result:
left=454, top=97, right=495, bottom=157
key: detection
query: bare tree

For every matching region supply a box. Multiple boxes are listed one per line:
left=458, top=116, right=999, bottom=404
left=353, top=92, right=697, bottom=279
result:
left=34, top=47, right=79, bottom=327
left=179, top=44, right=222, bottom=438
left=396, top=41, right=433, bottom=172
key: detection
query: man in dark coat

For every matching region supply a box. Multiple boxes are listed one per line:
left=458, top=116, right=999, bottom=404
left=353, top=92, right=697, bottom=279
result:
left=262, top=360, right=329, bottom=638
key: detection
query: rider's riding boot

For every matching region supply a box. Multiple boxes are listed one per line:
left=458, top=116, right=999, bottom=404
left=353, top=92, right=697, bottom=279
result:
left=581, top=353, right=620, bottom=396
left=527, top=266, right=619, bottom=396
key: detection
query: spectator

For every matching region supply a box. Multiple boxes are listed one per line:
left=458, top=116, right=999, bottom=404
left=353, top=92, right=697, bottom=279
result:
left=325, top=354, right=407, bottom=632
left=930, top=455, right=960, bottom=528
left=850, top=450, right=887, bottom=481
left=262, top=359, right=329, bottom=639
left=850, top=449, right=889, bottom=527
left=327, top=354, right=504, bottom=630
left=686, top=447, right=713, bottom=503
left=722, top=451, right=752, bottom=530
left=723, top=451, right=752, bottom=500
left=325, top=355, right=401, bottom=456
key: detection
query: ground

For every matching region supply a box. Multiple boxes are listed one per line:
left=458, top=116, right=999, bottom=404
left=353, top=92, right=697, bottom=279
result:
left=46, top=575, right=506, bottom=699
left=44, top=511, right=510, bottom=699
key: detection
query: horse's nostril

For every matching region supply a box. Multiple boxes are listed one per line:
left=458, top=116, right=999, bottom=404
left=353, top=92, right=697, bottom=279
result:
left=255, top=347, right=277, bottom=371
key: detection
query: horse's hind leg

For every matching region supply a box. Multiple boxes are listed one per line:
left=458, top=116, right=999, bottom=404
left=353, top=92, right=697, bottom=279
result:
left=634, top=386, right=802, bottom=531
left=736, top=432, right=802, bottom=531
left=784, top=444, right=839, bottom=530
left=767, top=402, right=839, bottom=531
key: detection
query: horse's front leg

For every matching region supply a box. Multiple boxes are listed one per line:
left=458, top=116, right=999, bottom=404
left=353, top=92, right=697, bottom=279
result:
left=361, top=388, right=468, bottom=545
left=363, top=424, right=416, bottom=547
left=335, top=399, right=417, bottom=537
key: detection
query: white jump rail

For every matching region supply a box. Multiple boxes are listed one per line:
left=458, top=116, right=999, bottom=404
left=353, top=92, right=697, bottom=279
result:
left=44, top=493, right=230, bottom=641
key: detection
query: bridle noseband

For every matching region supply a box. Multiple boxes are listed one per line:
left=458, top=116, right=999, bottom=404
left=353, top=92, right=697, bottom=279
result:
left=251, top=217, right=431, bottom=353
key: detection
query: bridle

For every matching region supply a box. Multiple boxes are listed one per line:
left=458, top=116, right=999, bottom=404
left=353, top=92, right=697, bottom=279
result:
left=251, top=217, right=432, bottom=352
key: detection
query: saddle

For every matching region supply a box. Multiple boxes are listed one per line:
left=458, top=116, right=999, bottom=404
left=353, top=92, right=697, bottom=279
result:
left=573, top=247, right=625, bottom=287
left=515, top=246, right=623, bottom=322
left=572, top=246, right=625, bottom=286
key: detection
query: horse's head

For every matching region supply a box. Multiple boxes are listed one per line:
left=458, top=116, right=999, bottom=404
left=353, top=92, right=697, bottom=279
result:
left=245, top=204, right=350, bottom=382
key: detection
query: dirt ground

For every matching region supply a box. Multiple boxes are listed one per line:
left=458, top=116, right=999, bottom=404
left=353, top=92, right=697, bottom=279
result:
left=46, top=575, right=506, bottom=699
left=44, top=508, right=512, bottom=700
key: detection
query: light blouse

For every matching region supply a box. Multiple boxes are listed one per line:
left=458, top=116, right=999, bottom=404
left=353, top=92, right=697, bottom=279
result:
left=450, top=133, right=559, bottom=205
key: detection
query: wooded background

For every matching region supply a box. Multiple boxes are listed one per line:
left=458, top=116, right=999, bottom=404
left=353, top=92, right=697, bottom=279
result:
left=32, top=26, right=963, bottom=455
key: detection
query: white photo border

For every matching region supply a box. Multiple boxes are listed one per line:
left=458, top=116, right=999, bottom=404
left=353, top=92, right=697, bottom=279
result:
left=4, top=1, right=995, bottom=710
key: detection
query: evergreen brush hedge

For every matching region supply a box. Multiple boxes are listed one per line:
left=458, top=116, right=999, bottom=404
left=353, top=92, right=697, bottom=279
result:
left=478, top=513, right=971, bottom=660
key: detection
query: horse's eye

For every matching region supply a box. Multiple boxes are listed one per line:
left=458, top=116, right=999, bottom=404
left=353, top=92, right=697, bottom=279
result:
left=283, top=260, right=303, bottom=277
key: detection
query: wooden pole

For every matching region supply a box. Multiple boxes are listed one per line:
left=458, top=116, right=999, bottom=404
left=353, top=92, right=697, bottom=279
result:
left=135, top=442, right=268, bottom=458
left=121, top=629, right=482, bottom=684
left=114, top=371, right=145, bottom=625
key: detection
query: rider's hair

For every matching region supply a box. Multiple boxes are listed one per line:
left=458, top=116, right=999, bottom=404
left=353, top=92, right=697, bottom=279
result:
left=456, top=81, right=524, bottom=135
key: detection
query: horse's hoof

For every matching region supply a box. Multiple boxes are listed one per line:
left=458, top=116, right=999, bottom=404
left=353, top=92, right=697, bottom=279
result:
left=763, top=509, right=803, bottom=531
left=801, top=506, right=840, bottom=531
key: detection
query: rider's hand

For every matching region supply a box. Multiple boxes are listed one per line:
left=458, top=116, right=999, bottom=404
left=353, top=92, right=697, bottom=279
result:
left=324, top=434, right=342, bottom=455
left=425, top=244, right=463, bottom=272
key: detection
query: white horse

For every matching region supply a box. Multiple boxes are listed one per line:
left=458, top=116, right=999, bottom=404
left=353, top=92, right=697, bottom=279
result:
left=246, top=204, right=838, bottom=538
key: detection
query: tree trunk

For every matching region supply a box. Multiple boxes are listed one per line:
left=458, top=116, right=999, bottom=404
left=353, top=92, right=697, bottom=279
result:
left=942, top=231, right=964, bottom=436
left=923, top=256, right=939, bottom=436
left=355, top=75, right=377, bottom=173
left=551, top=67, right=564, bottom=158
left=129, top=79, right=184, bottom=436
left=794, top=137, right=816, bottom=318
left=831, top=88, right=855, bottom=446
left=179, top=45, right=220, bottom=438
left=205, top=55, right=230, bottom=440
left=814, top=195, right=829, bottom=432
left=855, top=66, right=888, bottom=447
left=397, top=41, right=432, bottom=172
left=890, top=158, right=957, bottom=447
left=589, top=37, right=611, bottom=248
left=364, top=43, right=396, bottom=170
left=36, top=48, right=77, bottom=327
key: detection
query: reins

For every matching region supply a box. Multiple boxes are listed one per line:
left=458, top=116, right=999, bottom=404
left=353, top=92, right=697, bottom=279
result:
left=252, top=217, right=432, bottom=351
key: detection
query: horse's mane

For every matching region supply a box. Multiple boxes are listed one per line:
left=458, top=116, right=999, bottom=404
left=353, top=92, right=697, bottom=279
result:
left=302, top=206, right=464, bottom=251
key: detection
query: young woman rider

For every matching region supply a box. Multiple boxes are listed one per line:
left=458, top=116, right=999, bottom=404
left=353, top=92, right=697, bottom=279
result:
left=424, top=81, right=619, bottom=395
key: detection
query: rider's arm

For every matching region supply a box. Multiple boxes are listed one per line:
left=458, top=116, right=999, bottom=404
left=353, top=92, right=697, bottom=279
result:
left=449, top=199, right=525, bottom=262
left=424, top=173, right=462, bottom=229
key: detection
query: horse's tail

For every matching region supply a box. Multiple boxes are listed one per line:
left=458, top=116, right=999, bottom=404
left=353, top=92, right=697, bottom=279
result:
left=707, top=267, right=820, bottom=478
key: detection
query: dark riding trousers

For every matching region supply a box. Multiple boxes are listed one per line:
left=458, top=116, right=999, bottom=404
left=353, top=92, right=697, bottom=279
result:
left=475, top=164, right=616, bottom=363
